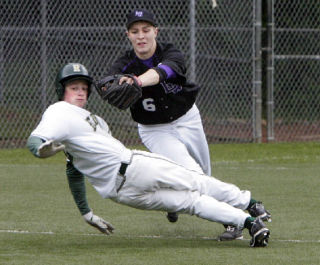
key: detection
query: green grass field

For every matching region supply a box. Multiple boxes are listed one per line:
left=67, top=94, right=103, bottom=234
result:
left=1, top=142, right=320, bottom=265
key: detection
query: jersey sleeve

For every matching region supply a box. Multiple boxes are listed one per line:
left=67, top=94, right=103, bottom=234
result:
left=154, top=43, right=187, bottom=81
left=106, top=53, right=131, bottom=75
left=66, top=160, right=91, bottom=216
left=26, top=135, right=45, bottom=157
left=30, top=105, right=69, bottom=143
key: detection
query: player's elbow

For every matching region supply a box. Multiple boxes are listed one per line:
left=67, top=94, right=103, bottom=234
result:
left=26, top=136, right=44, bottom=158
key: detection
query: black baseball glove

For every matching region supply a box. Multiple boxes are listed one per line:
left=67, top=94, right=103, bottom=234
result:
left=95, top=74, right=142, bottom=110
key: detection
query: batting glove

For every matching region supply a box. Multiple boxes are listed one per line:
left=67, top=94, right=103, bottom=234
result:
left=83, top=211, right=114, bottom=235
left=37, top=140, right=65, bottom=158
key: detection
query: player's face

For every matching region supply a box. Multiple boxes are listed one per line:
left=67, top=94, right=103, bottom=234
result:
left=63, top=80, right=88, bottom=108
left=127, top=21, right=158, bottom=60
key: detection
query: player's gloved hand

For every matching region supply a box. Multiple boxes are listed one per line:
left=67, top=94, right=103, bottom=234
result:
left=95, top=74, right=142, bottom=110
left=83, top=211, right=114, bottom=235
left=37, top=140, right=65, bottom=158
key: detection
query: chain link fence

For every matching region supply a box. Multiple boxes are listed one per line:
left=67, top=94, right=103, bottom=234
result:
left=267, top=0, right=320, bottom=142
left=0, top=0, right=319, bottom=148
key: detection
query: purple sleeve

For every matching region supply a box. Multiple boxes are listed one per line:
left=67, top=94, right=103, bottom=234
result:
left=158, top=64, right=177, bottom=79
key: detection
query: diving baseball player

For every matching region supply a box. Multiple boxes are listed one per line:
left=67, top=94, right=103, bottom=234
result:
left=27, top=63, right=271, bottom=247
left=98, top=9, right=244, bottom=239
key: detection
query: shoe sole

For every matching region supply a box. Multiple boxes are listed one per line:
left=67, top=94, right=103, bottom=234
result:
left=250, top=228, right=270, bottom=247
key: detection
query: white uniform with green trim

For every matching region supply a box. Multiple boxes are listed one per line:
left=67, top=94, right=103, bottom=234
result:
left=31, top=101, right=131, bottom=198
left=30, top=101, right=251, bottom=228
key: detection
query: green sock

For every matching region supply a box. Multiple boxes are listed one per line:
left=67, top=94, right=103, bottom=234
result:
left=244, top=216, right=255, bottom=230
left=247, top=198, right=258, bottom=210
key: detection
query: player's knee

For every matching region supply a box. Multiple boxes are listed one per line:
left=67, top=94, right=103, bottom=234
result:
left=186, top=191, right=203, bottom=215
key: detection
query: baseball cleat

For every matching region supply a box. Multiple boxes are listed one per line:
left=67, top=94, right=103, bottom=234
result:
left=249, top=218, right=270, bottom=247
left=167, top=212, right=179, bottom=223
left=248, top=202, right=272, bottom=222
left=218, top=225, right=243, bottom=241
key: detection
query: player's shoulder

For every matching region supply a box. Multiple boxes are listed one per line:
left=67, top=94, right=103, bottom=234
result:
left=44, top=101, right=63, bottom=113
left=157, top=42, right=178, bottom=51
left=39, top=102, right=65, bottom=122
left=156, top=42, right=183, bottom=57
left=108, top=50, right=135, bottom=73
left=44, top=101, right=81, bottom=118
left=46, top=101, right=70, bottom=111
left=117, top=49, right=135, bottom=61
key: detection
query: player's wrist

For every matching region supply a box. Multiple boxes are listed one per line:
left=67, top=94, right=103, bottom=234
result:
left=134, top=76, right=142, bottom=87
left=83, top=210, right=93, bottom=221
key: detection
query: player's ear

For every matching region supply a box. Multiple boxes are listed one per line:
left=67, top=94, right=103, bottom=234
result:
left=154, top=27, right=159, bottom=36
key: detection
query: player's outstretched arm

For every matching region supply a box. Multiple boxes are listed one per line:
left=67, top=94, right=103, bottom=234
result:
left=66, top=161, right=91, bottom=215
left=66, top=161, right=115, bottom=235
left=27, top=136, right=44, bottom=156
left=137, top=68, right=160, bottom=87
left=27, top=136, right=65, bottom=158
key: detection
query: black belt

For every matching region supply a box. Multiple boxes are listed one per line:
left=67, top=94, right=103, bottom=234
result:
left=119, top=162, right=129, bottom=175
left=117, top=162, right=129, bottom=192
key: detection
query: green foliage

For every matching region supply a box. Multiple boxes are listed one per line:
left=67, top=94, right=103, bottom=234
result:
left=1, top=142, right=320, bottom=264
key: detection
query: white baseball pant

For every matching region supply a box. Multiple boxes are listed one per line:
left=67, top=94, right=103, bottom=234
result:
left=113, top=150, right=251, bottom=229
left=138, top=104, right=211, bottom=175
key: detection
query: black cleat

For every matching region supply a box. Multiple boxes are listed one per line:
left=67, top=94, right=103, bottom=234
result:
left=248, top=202, right=272, bottom=222
left=218, top=225, right=243, bottom=241
left=167, top=212, right=178, bottom=223
left=249, top=218, right=270, bottom=247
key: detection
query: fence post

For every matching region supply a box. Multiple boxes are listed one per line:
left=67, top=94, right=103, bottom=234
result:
left=253, top=0, right=262, bottom=142
left=0, top=35, right=2, bottom=104
left=189, top=0, right=196, bottom=83
left=266, top=0, right=275, bottom=141
left=40, top=0, right=47, bottom=111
